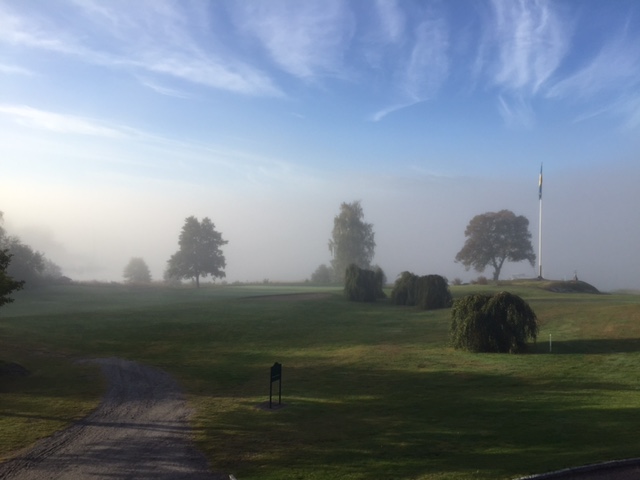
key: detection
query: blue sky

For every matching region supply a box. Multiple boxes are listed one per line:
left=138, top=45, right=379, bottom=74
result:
left=1, top=0, right=639, bottom=290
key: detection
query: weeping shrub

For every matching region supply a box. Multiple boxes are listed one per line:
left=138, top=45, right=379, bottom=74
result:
left=416, top=274, right=453, bottom=310
left=450, top=291, right=538, bottom=353
left=344, top=264, right=385, bottom=302
left=391, top=271, right=419, bottom=305
left=391, top=272, right=452, bottom=310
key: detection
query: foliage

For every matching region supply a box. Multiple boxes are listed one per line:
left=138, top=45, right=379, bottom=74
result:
left=0, top=249, right=24, bottom=308
left=391, top=272, right=452, bottom=310
left=344, top=264, right=385, bottom=302
left=41, top=258, right=64, bottom=281
left=166, top=216, right=228, bottom=288
left=416, top=274, right=453, bottom=310
left=310, top=264, right=333, bottom=284
left=328, top=201, right=375, bottom=283
left=0, top=236, right=44, bottom=287
left=123, top=257, right=152, bottom=284
left=0, top=212, right=62, bottom=287
left=391, top=271, right=419, bottom=305
left=450, top=291, right=538, bottom=353
left=455, top=210, right=536, bottom=281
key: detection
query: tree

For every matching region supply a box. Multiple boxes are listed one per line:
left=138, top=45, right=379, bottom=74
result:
left=123, top=257, right=152, bottom=284
left=310, top=264, right=333, bottom=284
left=328, top=201, right=375, bottom=283
left=0, top=212, right=45, bottom=287
left=0, top=249, right=24, bottom=308
left=450, top=291, right=538, bottom=353
left=0, top=236, right=45, bottom=286
left=455, top=210, right=535, bottom=282
left=166, top=216, right=228, bottom=288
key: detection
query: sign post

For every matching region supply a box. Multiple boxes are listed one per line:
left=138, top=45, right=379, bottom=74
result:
left=269, top=362, right=282, bottom=409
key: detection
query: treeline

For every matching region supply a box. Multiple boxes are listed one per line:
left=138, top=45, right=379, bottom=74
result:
left=0, top=212, right=65, bottom=288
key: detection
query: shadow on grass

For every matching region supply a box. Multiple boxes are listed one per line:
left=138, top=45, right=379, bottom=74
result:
left=194, top=362, right=640, bottom=480
left=534, top=338, right=640, bottom=354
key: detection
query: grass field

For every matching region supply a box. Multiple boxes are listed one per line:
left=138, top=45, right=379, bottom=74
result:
left=1, top=282, right=640, bottom=479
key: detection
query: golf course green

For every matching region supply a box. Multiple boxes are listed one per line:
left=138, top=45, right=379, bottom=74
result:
left=1, top=281, right=639, bottom=479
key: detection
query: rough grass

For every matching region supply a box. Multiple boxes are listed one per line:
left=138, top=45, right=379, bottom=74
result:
left=1, top=283, right=640, bottom=479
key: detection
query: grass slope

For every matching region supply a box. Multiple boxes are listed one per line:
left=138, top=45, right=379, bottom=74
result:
left=1, top=283, right=640, bottom=479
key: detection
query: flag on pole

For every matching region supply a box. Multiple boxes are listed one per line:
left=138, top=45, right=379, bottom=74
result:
left=538, top=163, right=543, bottom=200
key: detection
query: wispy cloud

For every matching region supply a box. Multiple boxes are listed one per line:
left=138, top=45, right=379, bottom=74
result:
left=402, top=18, right=449, bottom=100
left=369, top=7, right=448, bottom=122
left=369, top=101, right=422, bottom=122
left=489, top=0, right=570, bottom=94
left=546, top=38, right=640, bottom=100
left=497, top=95, right=535, bottom=129
left=0, top=1, right=282, bottom=97
left=0, top=63, right=33, bottom=75
left=374, top=0, right=405, bottom=44
left=136, top=77, right=191, bottom=99
left=0, top=105, right=128, bottom=137
left=0, top=5, right=80, bottom=54
left=232, top=1, right=354, bottom=80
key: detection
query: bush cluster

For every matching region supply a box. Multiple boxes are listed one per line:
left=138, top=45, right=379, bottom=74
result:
left=344, top=264, right=386, bottom=302
left=450, top=291, right=538, bottom=353
left=391, top=272, right=452, bottom=310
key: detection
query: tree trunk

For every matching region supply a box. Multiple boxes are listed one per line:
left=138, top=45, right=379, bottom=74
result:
left=493, top=268, right=501, bottom=282
left=195, top=275, right=200, bottom=288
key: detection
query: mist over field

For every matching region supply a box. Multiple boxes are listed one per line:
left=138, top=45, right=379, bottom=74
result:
left=2, top=1, right=640, bottom=292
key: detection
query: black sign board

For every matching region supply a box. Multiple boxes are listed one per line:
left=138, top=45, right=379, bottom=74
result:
left=269, top=362, right=282, bottom=409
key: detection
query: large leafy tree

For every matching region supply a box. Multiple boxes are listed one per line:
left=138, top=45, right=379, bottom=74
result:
left=166, top=216, right=228, bottom=288
left=123, top=257, right=152, bottom=284
left=0, top=249, right=24, bottom=308
left=328, top=201, right=376, bottom=282
left=455, top=210, right=535, bottom=282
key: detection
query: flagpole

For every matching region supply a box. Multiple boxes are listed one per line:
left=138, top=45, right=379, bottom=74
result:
left=538, top=163, right=543, bottom=279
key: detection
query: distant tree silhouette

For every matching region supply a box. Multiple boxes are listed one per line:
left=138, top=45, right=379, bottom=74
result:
left=455, top=210, right=535, bottom=281
left=166, top=216, right=227, bottom=288
left=123, top=257, right=152, bottom=284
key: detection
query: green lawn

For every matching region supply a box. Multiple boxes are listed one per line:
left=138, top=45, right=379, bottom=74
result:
left=1, top=282, right=640, bottom=479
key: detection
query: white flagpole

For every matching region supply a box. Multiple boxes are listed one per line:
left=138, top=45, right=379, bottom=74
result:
left=538, top=163, right=543, bottom=279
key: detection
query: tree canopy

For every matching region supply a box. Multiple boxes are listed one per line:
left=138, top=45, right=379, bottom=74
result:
left=0, top=212, right=51, bottom=287
left=166, top=216, right=228, bottom=288
left=455, top=210, right=535, bottom=281
left=123, top=257, right=152, bottom=284
left=328, top=201, right=375, bottom=283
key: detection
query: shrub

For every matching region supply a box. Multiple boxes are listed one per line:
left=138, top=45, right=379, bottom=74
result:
left=416, top=275, right=453, bottom=310
left=344, top=264, right=384, bottom=302
left=391, top=272, right=452, bottom=310
left=450, top=291, right=538, bottom=353
left=391, top=271, right=419, bottom=306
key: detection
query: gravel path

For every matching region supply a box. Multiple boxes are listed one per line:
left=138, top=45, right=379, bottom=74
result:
left=0, top=358, right=226, bottom=480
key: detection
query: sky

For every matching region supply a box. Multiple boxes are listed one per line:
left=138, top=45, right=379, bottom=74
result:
left=1, top=0, right=640, bottom=292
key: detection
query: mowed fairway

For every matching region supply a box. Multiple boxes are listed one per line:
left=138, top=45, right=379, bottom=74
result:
left=2, top=283, right=640, bottom=479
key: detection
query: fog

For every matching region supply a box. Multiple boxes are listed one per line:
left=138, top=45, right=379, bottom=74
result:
left=2, top=161, right=639, bottom=293
left=2, top=1, right=640, bottom=292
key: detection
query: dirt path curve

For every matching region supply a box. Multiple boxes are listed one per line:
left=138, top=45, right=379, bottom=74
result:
left=0, top=358, right=227, bottom=480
